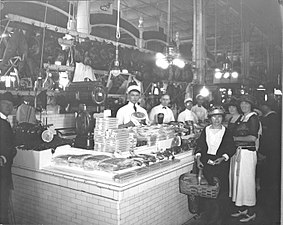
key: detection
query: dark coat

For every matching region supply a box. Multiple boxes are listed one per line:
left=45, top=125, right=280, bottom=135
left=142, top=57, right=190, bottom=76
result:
left=0, top=118, right=17, bottom=190
left=195, top=126, right=236, bottom=193
left=260, top=112, right=281, bottom=187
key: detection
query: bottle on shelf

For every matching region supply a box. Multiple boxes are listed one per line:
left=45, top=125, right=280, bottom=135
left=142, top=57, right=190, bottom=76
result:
left=75, top=103, right=91, bottom=136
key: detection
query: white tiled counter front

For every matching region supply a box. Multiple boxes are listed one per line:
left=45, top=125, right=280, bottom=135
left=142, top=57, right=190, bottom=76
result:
left=12, top=153, right=194, bottom=225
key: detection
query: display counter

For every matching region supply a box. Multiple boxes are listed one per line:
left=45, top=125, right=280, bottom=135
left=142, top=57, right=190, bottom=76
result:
left=11, top=146, right=195, bottom=225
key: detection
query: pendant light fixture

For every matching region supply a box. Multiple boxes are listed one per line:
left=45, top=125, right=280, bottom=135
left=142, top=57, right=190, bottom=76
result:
left=155, top=0, right=185, bottom=69
left=109, top=0, right=123, bottom=77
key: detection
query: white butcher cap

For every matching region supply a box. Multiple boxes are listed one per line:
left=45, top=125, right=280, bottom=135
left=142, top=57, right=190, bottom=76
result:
left=127, top=85, right=141, bottom=94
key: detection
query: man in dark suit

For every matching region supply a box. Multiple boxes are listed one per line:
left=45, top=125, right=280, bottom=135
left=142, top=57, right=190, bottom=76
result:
left=0, top=92, right=17, bottom=224
left=259, top=102, right=281, bottom=224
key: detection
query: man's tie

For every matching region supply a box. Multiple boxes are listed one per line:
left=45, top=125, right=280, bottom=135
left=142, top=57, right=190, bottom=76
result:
left=162, top=106, right=167, bottom=109
left=133, top=104, right=137, bottom=112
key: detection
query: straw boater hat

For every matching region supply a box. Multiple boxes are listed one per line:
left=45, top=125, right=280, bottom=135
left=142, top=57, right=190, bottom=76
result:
left=0, top=92, right=14, bottom=105
left=208, top=106, right=225, bottom=117
left=239, top=94, right=256, bottom=107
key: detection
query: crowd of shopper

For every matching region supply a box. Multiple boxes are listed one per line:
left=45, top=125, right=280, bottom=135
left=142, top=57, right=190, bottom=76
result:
left=117, top=85, right=281, bottom=225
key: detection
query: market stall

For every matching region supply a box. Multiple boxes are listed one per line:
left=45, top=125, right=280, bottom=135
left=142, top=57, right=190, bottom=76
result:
left=12, top=143, right=196, bottom=225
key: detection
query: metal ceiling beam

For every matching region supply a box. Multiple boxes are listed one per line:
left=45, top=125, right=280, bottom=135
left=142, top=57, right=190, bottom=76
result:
left=6, top=14, right=154, bottom=54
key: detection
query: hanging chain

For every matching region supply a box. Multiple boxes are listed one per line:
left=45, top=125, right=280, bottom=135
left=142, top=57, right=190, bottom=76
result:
left=115, top=0, right=121, bottom=64
left=39, top=1, right=48, bottom=75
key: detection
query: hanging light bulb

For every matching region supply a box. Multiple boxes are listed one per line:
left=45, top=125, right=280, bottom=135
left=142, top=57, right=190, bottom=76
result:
left=156, top=58, right=169, bottom=69
left=223, top=71, right=230, bottom=79
left=110, top=59, right=121, bottom=77
left=155, top=0, right=185, bottom=70
left=156, top=52, right=166, bottom=59
left=231, top=71, right=239, bottom=79
left=214, top=68, right=222, bottom=79
left=173, top=58, right=185, bottom=68
left=200, top=86, right=209, bottom=97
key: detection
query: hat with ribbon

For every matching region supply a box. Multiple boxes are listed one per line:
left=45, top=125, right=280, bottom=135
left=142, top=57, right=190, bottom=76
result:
left=208, top=106, right=225, bottom=117
left=239, top=94, right=256, bottom=107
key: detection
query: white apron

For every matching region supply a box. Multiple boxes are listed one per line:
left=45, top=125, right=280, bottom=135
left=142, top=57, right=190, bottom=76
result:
left=229, top=112, right=261, bottom=206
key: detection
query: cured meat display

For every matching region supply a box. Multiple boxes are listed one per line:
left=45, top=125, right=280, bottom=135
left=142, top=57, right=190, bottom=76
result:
left=68, top=154, right=93, bottom=167
left=52, top=154, right=74, bottom=166
left=97, top=158, right=136, bottom=172
left=82, top=155, right=111, bottom=170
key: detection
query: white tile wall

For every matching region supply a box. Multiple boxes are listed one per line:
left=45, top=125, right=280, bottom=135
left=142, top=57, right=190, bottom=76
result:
left=12, top=161, right=194, bottom=225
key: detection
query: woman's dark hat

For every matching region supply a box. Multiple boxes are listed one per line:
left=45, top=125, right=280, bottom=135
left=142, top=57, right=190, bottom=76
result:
left=208, top=106, right=225, bottom=117
left=226, top=98, right=239, bottom=107
left=0, top=92, right=14, bottom=104
left=239, top=94, right=256, bottom=107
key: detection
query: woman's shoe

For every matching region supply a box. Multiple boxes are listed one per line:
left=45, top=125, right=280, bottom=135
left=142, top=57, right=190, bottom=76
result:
left=239, top=213, right=256, bottom=222
left=231, top=209, right=248, bottom=217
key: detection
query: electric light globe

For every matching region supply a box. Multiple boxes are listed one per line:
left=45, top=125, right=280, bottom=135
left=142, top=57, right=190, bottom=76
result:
left=231, top=71, right=239, bottom=78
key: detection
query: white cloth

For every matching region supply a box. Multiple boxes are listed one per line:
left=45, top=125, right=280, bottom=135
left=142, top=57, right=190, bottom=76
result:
left=0, top=112, right=7, bottom=120
left=206, top=125, right=225, bottom=156
left=0, top=112, right=7, bottom=164
left=116, top=102, right=149, bottom=126
left=191, top=105, right=208, bottom=122
left=149, top=104, right=175, bottom=124
left=73, top=62, right=96, bottom=82
left=177, top=109, right=198, bottom=124
left=229, top=148, right=257, bottom=206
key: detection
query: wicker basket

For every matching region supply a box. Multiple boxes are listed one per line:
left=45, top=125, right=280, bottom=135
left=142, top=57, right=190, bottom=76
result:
left=179, top=172, right=220, bottom=199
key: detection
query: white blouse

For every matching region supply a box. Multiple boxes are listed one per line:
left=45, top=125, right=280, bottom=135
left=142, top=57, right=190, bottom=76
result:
left=205, top=125, right=225, bottom=155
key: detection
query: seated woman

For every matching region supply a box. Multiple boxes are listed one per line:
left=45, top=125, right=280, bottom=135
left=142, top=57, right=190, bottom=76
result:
left=195, top=106, right=236, bottom=225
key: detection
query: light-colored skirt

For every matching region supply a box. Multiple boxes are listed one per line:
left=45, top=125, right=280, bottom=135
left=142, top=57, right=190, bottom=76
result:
left=229, top=148, right=257, bottom=206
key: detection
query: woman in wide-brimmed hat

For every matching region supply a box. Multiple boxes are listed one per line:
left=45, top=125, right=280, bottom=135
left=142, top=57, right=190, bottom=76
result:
left=229, top=94, right=261, bottom=222
left=226, top=97, right=242, bottom=134
left=195, top=106, right=236, bottom=224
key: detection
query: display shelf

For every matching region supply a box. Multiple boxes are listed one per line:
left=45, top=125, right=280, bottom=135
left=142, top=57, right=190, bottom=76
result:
left=12, top=148, right=194, bottom=225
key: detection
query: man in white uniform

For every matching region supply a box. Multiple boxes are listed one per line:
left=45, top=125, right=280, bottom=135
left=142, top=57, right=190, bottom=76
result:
left=191, top=94, right=208, bottom=122
left=116, top=85, right=149, bottom=128
left=177, top=96, right=198, bottom=124
left=149, top=94, right=175, bottom=124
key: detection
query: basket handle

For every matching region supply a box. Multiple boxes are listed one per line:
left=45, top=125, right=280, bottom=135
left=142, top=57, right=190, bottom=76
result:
left=197, top=168, right=203, bottom=185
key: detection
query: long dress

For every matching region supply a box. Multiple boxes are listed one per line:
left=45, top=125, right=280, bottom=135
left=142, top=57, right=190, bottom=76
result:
left=195, top=125, right=236, bottom=224
left=196, top=125, right=236, bottom=194
left=229, top=112, right=260, bottom=206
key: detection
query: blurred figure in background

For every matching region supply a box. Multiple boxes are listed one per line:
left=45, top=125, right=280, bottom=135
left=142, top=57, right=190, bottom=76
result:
left=0, top=92, right=17, bottom=224
left=258, top=101, right=281, bottom=224
left=192, top=94, right=208, bottom=123
left=177, top=95, right=198, bottom=125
